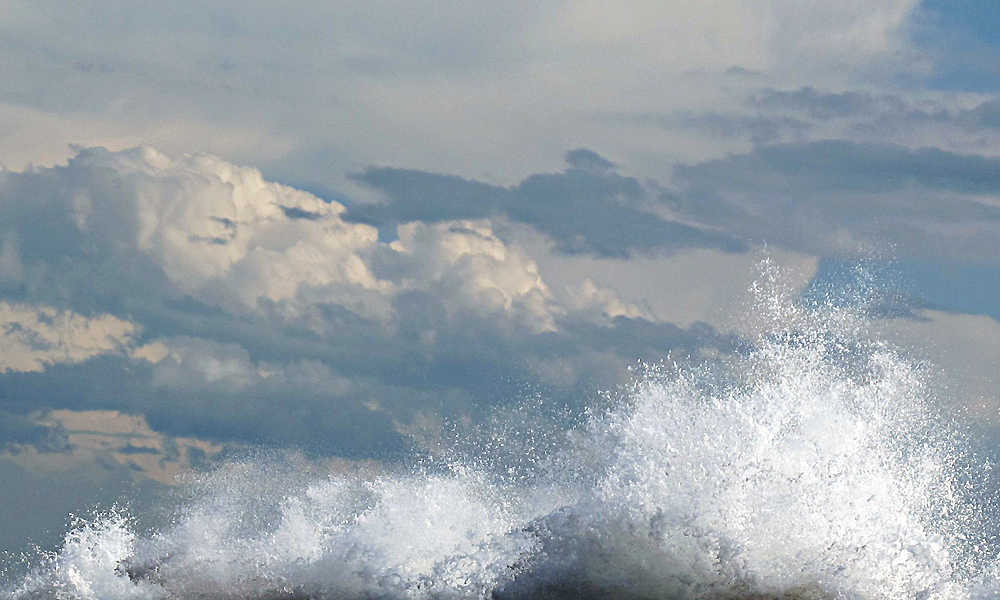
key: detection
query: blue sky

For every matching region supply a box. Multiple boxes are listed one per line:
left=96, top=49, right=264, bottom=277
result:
left=922, top=0, right=1000, bottom=46
left=4, top=0, right=1000, bottom=561
left=914, top=0, right=1000, bottom=90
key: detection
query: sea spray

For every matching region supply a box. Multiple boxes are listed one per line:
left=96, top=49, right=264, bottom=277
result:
left=6, top=275, right=999, bottom=599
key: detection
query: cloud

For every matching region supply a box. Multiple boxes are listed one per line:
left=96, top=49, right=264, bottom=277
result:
left=615, top=111, right=812, bottom=145
left=750, top=86, right=1000, bottom=135
left=563, top=279, right=652, bottom=322
left=0, top=408, right=211, bottom=558
left=348, top=149, right=746, bottom=259
left=0, top=146, right=741, bottom=458
left=564, top=148, right=617, bottom=171
left=749, top=87, right=911, bottom=120
left=737, top=86, right=1000, bottom=151
left=0, top=302, right=137, bottom=373
left=675, top=140, right=1000, bottom=195
left=0, top=411, right=69, bottom=454
left=0, top=0, right=930, bottom=194
left=0, top=145, right=561, bottom=327
left=124, top=336, right=415, bottom=457
left=804, top=257, right=1000, bottom=326
left=665, top=140, right=1000, bottom=261
left=386, top=221, right=558, bottom=333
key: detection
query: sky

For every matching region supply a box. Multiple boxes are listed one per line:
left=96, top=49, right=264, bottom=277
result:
left=4, top=0, right=1000, bottom=560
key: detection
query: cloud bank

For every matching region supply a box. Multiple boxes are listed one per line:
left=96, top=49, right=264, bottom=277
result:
left=0, top=146, right=741, bottom=459
left=6, top=132, right=1000, bottom=464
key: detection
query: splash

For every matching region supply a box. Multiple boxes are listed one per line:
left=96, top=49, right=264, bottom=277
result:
left=6, top=274, right=1000, bottom=599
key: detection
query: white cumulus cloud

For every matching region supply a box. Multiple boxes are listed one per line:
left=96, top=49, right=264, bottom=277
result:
left=0, top=146, right=638, bottom=334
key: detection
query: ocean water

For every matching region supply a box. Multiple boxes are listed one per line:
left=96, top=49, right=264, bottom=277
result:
left=6, top=278, right=1000, bottom=599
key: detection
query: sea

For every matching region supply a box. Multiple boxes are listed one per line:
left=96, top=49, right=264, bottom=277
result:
left=5, top=275, right=1000, bottom=600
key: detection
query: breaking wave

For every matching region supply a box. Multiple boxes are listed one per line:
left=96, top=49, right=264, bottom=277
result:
left=7, top=272, right=1000, bottom=599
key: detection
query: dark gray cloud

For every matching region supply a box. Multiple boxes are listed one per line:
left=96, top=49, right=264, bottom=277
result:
left=673, top=140, right=1000, bottom=195
left=749, top=87, right=910, bottom=120
left=749, top=86, right=1000, bottom=135
left=0, top=411, right=69, bottom=454
left=0, top=311, right=739, bottom=459
left=0, top=150, right=182, bottom=314
left=564, top=148, right=617, bottom=171
left=947, top=99, right=1000, bottom=131
left=607, top=86, right=1000, bottom=150
left=608, top=111, right=811, bottom=145
left=605, top=85, right=1000, bottom=150
left=347, top=150, right=745, bottom=258
left=665, top=140, right=1000, bottom=260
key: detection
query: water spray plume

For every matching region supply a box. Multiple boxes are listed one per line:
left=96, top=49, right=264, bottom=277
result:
left=7, top=265, right=998, bottom=599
